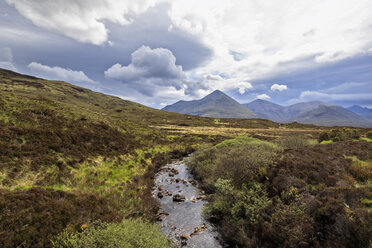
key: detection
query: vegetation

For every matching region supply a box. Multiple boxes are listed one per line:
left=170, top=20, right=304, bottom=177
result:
left=188, top=137, right=372, bottom=247
left=52, top=219, right=170, bottom=248
left=318, top=128, right=361, bottom=142
left=1, top=68, right=370, bottom=247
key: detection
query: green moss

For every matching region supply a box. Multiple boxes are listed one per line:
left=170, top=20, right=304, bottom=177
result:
left=320, top=140, right=333, bottom=144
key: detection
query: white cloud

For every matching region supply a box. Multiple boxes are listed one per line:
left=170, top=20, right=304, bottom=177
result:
left=105, top=46, right=189, bottom=95
left=256, top=94, right=271, bottom=100
left=271, top=84, right=288, bottom=91
left=105, top=46, right=209, bottom=98
left=28, top=62, right=97, bottom=84
left=6, top=0, right=158, bottom=45
left=168, top=0, right=372, bottom=85
left=105, top=46, right=185, bottom=83
left=0, top=47, right=16, bottom=71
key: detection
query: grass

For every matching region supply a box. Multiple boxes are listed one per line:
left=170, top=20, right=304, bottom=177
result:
left=52, top=219, right=170, bottom=248
left=321, top=139, right=333, bottom=144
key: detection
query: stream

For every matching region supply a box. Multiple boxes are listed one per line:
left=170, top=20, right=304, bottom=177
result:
left=153, top=159, right=224, bottom=247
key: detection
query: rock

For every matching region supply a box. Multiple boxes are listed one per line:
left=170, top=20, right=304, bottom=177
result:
left=157, top=215, right=166, bottom=221
left=180, top=234, right=190, bottom=239
left=173, top=194, right=186, bottom=202
left=157, top=192, right=164, bottom=198
left=175, top=178, right=181, bottom=183
left=158, top=185, right=164, bottom=191
left=170, top=178, right=176, bottom=183
left=181, top=240, right=187, bottom=246
left=176, top=185, right=180, bottom=188
left=191, top=198, right=197, bottom=203
left=169, top=172, right=175, bottom=177
left=182, top=180, right=187, bottom=184
left=166, top=191, right=173, bottom=196
left=158, top=210, right=169, bottom=216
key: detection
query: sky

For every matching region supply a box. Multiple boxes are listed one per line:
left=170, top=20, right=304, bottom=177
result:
left=1, top=0, right=372, bottom=108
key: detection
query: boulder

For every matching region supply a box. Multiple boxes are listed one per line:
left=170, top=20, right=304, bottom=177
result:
left=173, top=194, right=186, bottom=202
left=157, top=192, right=164, bottom=198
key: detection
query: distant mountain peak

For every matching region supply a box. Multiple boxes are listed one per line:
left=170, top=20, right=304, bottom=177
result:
left=163, top=90, right=258, bottom=119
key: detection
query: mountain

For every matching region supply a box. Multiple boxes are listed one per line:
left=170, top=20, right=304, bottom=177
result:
left=163, top=90, right=259, bottom=119
left=243, top=99, right=372, bottom=127
left=347, top=105, right=372, bottom=120
left=243, top=99, right=286, bottom=122
left=293, top=105, right=372, bottom=127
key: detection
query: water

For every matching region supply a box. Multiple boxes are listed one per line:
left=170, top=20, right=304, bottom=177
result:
left=153, top=160, right=224, bottom=248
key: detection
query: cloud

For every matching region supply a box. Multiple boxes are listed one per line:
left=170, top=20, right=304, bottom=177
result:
left=168, top=0, right=372, bottom=84
left=28, top=62, right=97, bottom=84
left=299, top=90, right=372, bottom=102
left=256, top=94, right=271, bottom=100
left=104, top=46, right=205, bottom=97
left=6, top=0, right=157, bottom=45
left=271, top=84, right=288, bottom=91
left=0, top=47, right=16, bottom=71
left=105, top=46, right=185, bottom=82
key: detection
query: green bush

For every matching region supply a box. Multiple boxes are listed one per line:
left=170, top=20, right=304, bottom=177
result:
left=319, top=128, right=361, bottom=143
left=205, top=179, right=271, bottom=224
left=52, top=219, right=170, bottom=248
left=188, top=137, right=280, bottom=189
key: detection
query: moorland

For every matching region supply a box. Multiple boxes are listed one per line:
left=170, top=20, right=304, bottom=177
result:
left=0, top=68, right=371, bottom=247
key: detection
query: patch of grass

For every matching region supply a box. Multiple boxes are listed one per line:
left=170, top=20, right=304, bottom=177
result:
left=52, top=219, right=170, bottom=248
left=321, top=139, right=333, bottom=144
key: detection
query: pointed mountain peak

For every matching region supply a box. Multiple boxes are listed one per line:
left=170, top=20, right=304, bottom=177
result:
left=207, top=89, right=226, bottom=97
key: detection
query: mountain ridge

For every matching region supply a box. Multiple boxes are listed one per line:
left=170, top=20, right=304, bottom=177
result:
left=244, top=99, right=372, bottom=127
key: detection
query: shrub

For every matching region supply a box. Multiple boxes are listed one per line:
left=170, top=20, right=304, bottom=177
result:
left=279, top=135, right=310, bottom=149
left=366, top=130, right=372, bottom=139
left=318, top=132, right=330, bottom=142
left=52, top=219, right=169, bottom=248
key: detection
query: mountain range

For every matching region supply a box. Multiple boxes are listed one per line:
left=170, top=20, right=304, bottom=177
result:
left=163, top=91, right=372, bottom=127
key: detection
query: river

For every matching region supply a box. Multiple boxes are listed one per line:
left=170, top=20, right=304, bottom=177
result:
left=153, top=159, right=224, bottom=247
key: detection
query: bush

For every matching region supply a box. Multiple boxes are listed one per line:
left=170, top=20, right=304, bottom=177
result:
left=188, top=137, right=280, bottom=189
left=52, top=219, right=169, bottom=248
left=318, top=132, right=330, bottom=142
left=365, top=130, right=372, bottom=139
left=279, top=135, right=311, bottom=149
left=205, top=179, right=271, bottom=224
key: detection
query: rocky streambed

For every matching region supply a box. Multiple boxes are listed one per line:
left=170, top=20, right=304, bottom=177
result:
left=153, top=160, right=224, bottom=247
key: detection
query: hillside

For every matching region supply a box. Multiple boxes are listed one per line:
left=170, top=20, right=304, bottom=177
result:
left=244, top=99, right=372, bottom=127
left=163, top=90, right=259, bottom=119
